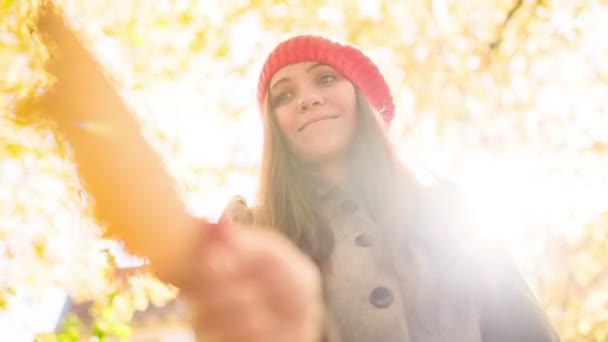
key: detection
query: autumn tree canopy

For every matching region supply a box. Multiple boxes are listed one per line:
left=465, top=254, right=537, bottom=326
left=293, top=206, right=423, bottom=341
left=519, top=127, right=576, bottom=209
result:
left=1, top=0, right=607, bottom=340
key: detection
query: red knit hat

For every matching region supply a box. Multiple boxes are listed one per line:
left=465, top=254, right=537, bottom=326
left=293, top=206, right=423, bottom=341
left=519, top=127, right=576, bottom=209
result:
left=257, top=35, right=395, bottom=126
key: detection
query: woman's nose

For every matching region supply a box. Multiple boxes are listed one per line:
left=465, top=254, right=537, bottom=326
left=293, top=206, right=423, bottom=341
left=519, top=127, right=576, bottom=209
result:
left=298, top=91, right=324, bottom=111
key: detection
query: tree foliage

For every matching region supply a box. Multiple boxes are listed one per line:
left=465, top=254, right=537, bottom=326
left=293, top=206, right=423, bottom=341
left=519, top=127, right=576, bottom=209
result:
left=1, top=0, right=607, bottom=340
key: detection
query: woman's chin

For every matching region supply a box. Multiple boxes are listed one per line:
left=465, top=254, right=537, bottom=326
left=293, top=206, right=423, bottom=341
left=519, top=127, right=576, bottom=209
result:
left=297, top=147, right=349, bottom=167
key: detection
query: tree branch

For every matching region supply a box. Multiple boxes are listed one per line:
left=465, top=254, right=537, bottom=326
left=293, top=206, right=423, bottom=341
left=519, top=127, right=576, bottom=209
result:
left=489, top=0, right=525, bottom=52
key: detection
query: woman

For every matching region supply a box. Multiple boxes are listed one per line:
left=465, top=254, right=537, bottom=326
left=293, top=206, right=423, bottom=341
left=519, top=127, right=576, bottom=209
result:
left=216, top=35, right=561, bottom=342
left=31, top=4, right=558, bottom=341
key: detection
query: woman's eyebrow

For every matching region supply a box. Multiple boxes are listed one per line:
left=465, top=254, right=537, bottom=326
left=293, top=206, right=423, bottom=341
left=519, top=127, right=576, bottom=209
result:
left=305, top=62, right=325, bottom=73
left=270, top=63, right=326, bottom=90
left=270, top=77, right=290, bottom=90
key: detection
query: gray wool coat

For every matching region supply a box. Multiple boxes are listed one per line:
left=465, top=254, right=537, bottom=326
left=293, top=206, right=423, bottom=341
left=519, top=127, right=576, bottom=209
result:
left=220, top=182, right=560, bottom=342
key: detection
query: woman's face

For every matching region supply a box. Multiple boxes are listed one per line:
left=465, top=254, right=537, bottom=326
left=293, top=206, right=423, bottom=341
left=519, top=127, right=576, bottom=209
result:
left=268, top=62, right=358, bottom=166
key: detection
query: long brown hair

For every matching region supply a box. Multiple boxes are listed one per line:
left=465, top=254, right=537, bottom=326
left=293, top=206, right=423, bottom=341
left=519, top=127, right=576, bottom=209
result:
left=256, top=88, right=482, bottom=335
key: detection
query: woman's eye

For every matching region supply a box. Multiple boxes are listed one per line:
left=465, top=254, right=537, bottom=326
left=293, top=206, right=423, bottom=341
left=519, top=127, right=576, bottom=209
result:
left=273, top=92, right=293, bottom=106
left=319, top=73, right=336, bottom=85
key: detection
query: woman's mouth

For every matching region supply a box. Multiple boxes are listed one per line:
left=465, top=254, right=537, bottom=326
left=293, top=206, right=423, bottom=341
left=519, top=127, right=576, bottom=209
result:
left=299, top=115, right=340, bottom=131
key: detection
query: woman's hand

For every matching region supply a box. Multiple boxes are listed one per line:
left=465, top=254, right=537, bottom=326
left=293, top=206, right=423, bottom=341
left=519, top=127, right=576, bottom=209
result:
left=181, top=223, right=323, bottom=342
left=31, top=1, right=84, bottom=121
left=32, top=1, right=126, bottom=125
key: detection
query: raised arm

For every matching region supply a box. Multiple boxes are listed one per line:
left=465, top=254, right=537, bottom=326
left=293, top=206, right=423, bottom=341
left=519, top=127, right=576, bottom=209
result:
left=29, top=2, right=197, bottom=286
left=29, top=6, right=325, bottom=342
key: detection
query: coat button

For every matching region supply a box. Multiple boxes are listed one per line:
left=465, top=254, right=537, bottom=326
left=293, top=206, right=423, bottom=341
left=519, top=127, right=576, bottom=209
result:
left=340, top=199, right=359, bottom=214
left=355, top=233, right=373, bottom=247
left=370, top=286, right=394, bottom=308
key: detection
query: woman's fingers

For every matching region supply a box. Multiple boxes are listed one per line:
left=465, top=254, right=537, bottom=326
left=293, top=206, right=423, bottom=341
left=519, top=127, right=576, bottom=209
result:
left=242, top=229, right=321, bottom=312
left=191, top=286, right=272, bottom=340
left=34, top=1, right=81, bottom=56
left=182, top=224, right=323, bottom=342
left=228, top=227, right=323, bottom=341
left=247, top=233, right=323, bottom=342
left=34, top=1, right=105, bottom=90
left=183, top=227, right=273, bottom=342
left=34, top=1, right=65, bottom=41
left=31, top=1, right=114, bottom=125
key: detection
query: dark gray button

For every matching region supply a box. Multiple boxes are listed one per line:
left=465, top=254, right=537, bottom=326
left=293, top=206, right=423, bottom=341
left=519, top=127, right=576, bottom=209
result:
left=370, top=286, right=394, bottom=308
left=355, top=233, right=373, bottom=247
left=340, top=200, right=359, bottom=214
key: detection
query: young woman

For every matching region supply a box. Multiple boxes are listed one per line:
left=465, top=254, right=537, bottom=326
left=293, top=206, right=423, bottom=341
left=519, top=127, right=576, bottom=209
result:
left=31, top=4, right=559, bottom=341
left=216, top=35, right=561, bottom=342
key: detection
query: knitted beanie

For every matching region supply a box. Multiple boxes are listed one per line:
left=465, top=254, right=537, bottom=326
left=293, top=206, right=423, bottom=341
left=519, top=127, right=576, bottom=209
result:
left=257, top=35, right=395, bottom=126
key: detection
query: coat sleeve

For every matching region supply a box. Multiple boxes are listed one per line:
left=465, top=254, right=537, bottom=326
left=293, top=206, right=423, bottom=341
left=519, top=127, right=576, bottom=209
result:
left=479, top=246, right=561, bottom=342
left=426, top=181, right=560, bottom=342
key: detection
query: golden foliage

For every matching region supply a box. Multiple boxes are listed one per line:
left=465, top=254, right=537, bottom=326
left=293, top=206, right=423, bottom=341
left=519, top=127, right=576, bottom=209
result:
left=1, top=0, right=607, bottom=340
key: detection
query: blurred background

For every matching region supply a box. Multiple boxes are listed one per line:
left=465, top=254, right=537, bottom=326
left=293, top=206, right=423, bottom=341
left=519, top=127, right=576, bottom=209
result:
left=0, top=0, right=607, bottom=341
